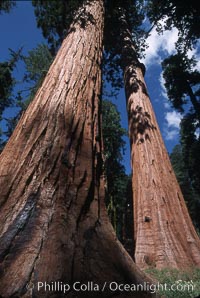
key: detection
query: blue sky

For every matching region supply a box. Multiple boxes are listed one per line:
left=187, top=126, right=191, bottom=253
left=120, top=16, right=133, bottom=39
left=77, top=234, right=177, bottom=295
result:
left=0, top=2, right=44, bottom=58
left=0, top=1, right=190, bottom=173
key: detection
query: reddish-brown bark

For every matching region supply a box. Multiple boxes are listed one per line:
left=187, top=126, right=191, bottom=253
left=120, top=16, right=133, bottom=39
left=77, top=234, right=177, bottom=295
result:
left=0, top=1, right=157, bottom=297
left=120, top=9, right=200, bottom=270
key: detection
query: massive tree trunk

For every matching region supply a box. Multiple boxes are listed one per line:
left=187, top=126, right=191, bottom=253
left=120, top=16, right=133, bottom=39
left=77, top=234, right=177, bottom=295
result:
left=119, top=8, right=200, bottom=270
left=0, top=1, right=157, bottom=297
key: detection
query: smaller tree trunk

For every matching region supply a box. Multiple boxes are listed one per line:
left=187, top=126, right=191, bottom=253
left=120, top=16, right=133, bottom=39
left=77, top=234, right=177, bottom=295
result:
left=119, top=8, right=200, bottom=270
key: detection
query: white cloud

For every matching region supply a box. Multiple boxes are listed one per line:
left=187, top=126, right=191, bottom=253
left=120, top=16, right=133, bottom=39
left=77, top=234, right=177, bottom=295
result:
left=159, top=72, right=172, bottom=109
left=156, top=71, right=173, bottom=111
left=196, top=60, right=200, bottom=72
left=141, top=23, right=178, bottom=67
left=159, top=72, right=168, bottom=99
left=163, top=101, right=171, bottom=109
left=195, top=127, right=200, bottom=138
left=163, top=111, right=182, bottom=141
left=165, top=111, right=182, bottom=128
left=164, top=128, right=179, bottom=141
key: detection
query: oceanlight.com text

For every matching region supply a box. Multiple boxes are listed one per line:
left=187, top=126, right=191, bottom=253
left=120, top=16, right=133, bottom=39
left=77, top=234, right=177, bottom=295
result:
left=26, top=280, right=195, bottom=294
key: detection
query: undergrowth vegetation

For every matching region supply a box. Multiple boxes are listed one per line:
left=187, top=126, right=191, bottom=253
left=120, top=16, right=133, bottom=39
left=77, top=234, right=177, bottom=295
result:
left=145, top=268, right=200, bottom=297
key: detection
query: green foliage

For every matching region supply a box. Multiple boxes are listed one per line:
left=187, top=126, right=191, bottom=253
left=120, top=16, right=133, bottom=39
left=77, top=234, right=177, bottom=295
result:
left=0, top=126, right=4, bottom=152
left=145, top=267, right=200, bottom=298
left=180, top=114, right=200, bottom=196
left=104, top=0, right=146, bottom=55
left=0, top=48, right=22, bottom=149
left=170, top=144, right=191, bottom=196
left=0, top=61, right=13, bottom=116
left=102, top=100, right=129, bottom=240
left=162, top=53, right=200, bottom=114
left=0, top=0, right=16, bottom=14
left=0, top=48, right=21, bottom=117
left=170, top=144, right=200, bottom=231
left=147, top=0, right=200, bottom=51
left=1, top=44, right=53, bottom=142
left=23, top=43, right=53, bottom=101
left=102, top=100, right=127, bottom=162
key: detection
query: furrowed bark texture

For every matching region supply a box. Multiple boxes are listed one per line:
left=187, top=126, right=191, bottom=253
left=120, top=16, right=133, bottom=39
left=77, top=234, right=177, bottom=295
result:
left=0, top=1, right=157, bottom=297
left=119, top=9, right=200, bottom=270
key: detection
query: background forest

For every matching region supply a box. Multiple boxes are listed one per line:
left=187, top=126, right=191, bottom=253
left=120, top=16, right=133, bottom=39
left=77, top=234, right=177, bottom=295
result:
left=0, top=0, right=200, bottom=297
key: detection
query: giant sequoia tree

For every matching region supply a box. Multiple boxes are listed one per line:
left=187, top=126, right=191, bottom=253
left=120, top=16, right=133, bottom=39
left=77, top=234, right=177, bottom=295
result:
left=0, top=1, right=156, bottom=297
left=117, top=6, right=200, bottom=269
